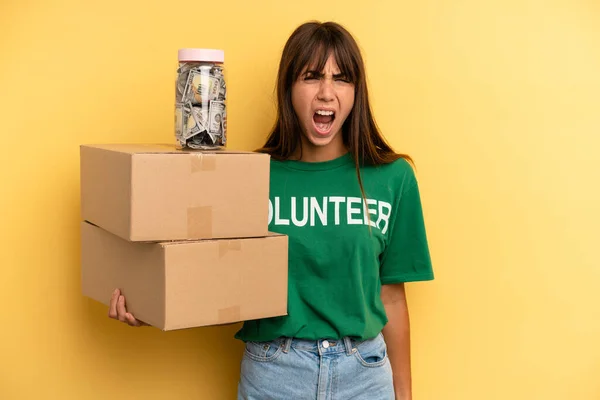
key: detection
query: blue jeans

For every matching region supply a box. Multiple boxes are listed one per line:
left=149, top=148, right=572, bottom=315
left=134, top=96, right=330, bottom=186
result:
left=237, top=332, right=395, bottom=399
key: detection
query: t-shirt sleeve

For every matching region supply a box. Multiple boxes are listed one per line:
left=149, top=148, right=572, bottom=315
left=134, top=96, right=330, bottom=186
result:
left=379, top=173, right=434, bottom=284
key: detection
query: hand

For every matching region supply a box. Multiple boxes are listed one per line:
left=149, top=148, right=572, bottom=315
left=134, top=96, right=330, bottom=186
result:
left=108, top=289, right=148, bottom=327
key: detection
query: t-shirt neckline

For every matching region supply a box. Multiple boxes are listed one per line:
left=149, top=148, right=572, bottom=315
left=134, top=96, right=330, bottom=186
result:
left=278, top=152, right=354, bottom=171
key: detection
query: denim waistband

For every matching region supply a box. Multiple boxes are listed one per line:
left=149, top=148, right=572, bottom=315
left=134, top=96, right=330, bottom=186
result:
left=270, top=333, right=383, bottom=356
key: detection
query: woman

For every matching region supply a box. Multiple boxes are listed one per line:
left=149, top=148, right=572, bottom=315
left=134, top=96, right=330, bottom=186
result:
left=109, top=21, right=434, bottom=400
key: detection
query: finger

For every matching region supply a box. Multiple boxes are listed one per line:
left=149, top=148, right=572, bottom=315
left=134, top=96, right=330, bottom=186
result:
left=125, top=313, right=141, bottom=327
left=117, top=295, right=127, bottom=322
left=108, top=289, right=120, bottom=319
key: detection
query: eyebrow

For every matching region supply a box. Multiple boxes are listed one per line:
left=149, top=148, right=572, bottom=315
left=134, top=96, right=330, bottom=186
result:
left=305, top=70, right=347, bottom=79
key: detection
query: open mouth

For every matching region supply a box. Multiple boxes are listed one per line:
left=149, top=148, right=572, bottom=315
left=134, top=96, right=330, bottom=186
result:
left=312, top=109, right=336, bottom=135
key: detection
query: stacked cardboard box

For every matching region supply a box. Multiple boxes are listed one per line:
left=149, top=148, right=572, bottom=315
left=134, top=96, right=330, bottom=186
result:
left=79, top=143, right=288, bottom=331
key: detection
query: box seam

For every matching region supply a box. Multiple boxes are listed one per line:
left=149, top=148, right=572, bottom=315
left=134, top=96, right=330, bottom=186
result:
left=161, top=234, right=285, bottom=247
left=162, top=246, right=167, bottom=330
left=129, top=155, right=134, bottom=239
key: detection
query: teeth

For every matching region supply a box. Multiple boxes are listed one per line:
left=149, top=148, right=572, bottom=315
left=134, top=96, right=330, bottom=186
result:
left=315, top=110, right=334, bottom=116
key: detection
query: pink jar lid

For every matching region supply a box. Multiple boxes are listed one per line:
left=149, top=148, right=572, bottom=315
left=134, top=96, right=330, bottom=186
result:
left=178, top=48, right=224, bottom=63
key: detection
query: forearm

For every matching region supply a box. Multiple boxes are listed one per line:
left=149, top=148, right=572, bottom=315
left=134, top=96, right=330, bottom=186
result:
left=381, top=284, right=412, bottom=400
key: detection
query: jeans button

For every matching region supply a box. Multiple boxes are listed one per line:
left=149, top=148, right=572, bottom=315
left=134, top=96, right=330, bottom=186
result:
left=322, top=340, right=330, bottom=349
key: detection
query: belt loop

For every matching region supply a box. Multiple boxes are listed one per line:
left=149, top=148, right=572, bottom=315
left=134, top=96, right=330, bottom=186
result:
left=343, top=337, right=354, bottom=356
left=282, top=337, right=292, bottom=353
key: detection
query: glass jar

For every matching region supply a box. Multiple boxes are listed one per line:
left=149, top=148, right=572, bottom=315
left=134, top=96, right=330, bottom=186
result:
left=174, top=48, right=227, bottom=150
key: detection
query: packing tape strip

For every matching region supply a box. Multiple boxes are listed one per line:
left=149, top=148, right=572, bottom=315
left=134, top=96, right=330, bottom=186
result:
left=187, top=206, right=213, bottom=238
left=190, top=153, right=216, bottom=173
left=219, top=240, right=242, bottom=258
left=218, top=305, right=241, bottom=323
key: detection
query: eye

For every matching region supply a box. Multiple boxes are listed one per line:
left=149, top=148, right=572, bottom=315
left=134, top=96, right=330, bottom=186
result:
left=303, top=73, right=318, bottom=81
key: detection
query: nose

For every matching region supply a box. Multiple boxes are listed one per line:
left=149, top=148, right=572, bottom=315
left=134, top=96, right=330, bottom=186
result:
left=316, top=78, right=335, bottom=102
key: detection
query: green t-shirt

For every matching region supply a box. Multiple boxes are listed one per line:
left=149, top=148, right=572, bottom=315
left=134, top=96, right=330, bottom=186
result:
left=235, top=152, right=434, bottom=342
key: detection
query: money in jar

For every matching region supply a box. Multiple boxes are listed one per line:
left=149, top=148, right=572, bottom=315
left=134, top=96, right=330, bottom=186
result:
left=175, top=48, right=227, bottom=150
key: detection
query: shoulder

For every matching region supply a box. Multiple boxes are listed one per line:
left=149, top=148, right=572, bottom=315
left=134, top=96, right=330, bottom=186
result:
left=364, top=157, right=417, bottom=193
left=380, top=157, right=414, bottom=175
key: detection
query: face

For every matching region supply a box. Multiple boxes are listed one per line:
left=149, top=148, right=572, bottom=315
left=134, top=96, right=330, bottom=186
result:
left=291, top=54, right=355, bottom=154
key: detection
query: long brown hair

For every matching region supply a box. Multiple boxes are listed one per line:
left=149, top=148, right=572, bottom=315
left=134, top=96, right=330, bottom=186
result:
left=256, top=21, right=413, bottom=196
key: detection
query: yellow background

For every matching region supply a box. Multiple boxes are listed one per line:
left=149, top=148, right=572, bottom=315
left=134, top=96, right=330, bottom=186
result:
left=1, top=0, right=599, bottom=399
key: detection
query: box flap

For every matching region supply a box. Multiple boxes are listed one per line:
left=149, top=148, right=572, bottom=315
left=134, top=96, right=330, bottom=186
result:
left=80, top=143, right=262, bottom=155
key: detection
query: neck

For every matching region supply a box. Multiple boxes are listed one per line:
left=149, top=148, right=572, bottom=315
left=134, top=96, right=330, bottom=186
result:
left=293, top=135, right=348, bottom=162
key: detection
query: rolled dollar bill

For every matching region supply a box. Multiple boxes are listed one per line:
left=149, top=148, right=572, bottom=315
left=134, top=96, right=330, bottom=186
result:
left=191, top=106, right=209, bottom=132
left=208, top=100, right=225, bottom=135
left=176, top=64, right=192, bottom=103
left=183, top=69, right=221, bottom=106
left=174, top=104, right=185, bottom=145
left=183, top=102, right=204, bottom=139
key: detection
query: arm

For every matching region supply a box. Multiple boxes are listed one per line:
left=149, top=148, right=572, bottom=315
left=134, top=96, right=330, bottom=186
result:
left=381, top=283, right=412, bottom=400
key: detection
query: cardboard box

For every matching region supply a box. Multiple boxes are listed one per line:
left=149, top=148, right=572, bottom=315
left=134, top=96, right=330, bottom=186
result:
left=81, top=221, right=288, bottom=330
left=80, top=143, right=270, bottom=241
